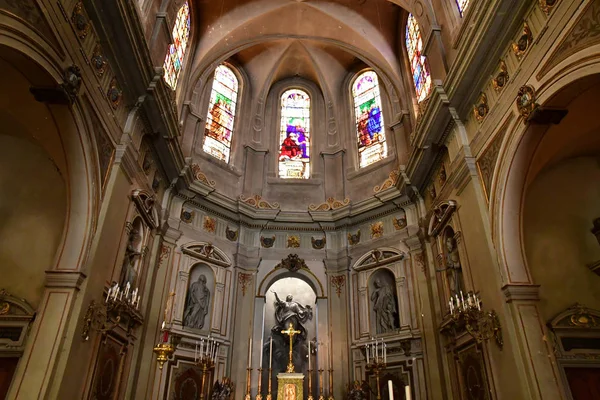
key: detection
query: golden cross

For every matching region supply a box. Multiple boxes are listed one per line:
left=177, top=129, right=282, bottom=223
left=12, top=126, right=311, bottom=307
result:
left=281, top=322, right=301, bottom=373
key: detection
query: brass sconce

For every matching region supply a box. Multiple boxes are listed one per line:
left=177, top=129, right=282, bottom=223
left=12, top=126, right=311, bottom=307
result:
left=448, top=291, right=503, bottom=348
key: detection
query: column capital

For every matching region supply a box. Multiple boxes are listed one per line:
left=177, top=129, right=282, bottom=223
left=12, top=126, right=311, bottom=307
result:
left=45, top=270, right=86, bottom=289
left=502, top=284, right=540, bottom=302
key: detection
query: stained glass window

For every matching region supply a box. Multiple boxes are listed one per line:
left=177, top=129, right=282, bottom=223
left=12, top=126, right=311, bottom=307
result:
left=163, top=2, right=190, bottom=89
left=278, top=89, right=310, bottom=179
left=456, top=0, right=470, bottom=17
left=352, top=71, right=387, bottom=168
left=406, top=14, right=432, bottom=102
left=203, top=65, right=239, bottom=163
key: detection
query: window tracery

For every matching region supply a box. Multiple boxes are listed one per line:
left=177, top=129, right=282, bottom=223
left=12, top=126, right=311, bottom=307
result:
left=163, top=1, right=190, bottom=89
left=456, top=0, right=470, bottom=17
left=352, top=71, right=387, bottom=168
left=203, top=65, right=239, bottom=163
left=278, top=89, right=311, bottom=179
left=406, top=14, right=432, bottom=102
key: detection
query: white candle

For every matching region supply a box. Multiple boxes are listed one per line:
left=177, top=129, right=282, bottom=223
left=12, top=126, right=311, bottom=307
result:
left=388, top=380, right=394, bottom=400
left=106, top=286, right=111, bottom=303
left=308, top=340, right=311, bottom=370
left=259, top=337, right=264, bottom=367
left=248, top=338, right=252, bottom=367
left=269, top=337, right=273, bottom=369
left=365, top=344, right=369, bottom=364
left=384, top=343, right=387, bottom=364
left=405, top=386, right=411, bottom=400
left=195, top=341, right=198, bottom=362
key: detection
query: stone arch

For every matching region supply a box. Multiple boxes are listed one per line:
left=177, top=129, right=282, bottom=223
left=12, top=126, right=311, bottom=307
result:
left=257, top=265, right=325, bottom=299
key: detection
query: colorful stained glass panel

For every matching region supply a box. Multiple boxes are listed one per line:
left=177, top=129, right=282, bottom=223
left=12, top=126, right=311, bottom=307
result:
left=456, top=0, right=470, bottom=17
left=203, top=65, right=238, bottom=163
left=352, top=71, right=387, bottom=168
left=163, top=2, right=190, bottom=89
left=278, top=89, right=310, bottom=179
left=406, top=14, right=432, bottom=102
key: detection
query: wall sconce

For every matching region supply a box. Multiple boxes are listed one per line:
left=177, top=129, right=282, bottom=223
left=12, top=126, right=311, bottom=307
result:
left=448, top=291, right=503, bottom=348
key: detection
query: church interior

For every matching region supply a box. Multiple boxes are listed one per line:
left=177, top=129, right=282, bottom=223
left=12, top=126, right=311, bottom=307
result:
left=1, top=0, right=600, bottom=399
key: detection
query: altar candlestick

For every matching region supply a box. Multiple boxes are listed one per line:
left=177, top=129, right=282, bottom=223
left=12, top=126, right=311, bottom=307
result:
left=388, top=381, right=394, bottom=400
left=259, top=337, right=264, bottom=367
left=195, top=341, right=198, bottom=362
left=269, top=337, right=273, bottom=369
left=248, top=338, right=252, bottom=368
left=405, top=386, right=411, bottom=400
left=384, top=343, right=387, bottom=364
left=308, top=340, right=311, bottom=370
left=365, top=344, right=369, bottom=364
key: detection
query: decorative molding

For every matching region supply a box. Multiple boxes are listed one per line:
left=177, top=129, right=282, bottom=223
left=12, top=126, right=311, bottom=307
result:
left=225, top=226, right=239, bottom=242
left=308, top=197, right=350, bottom=211
left=44, top=271, right=87, bottom=289
left=512, top=22, right=533, bottom=60
left=238, top=273, right=253, bottom=296
left=393, top=216, right=407, bottom=231
left=107, top=78, right=123, bottom=109
left=473, top=92, right=489, bottom=122
left=239, top=194, right=280, bottom=209
left=181, top=243, right=231, bottom=267
left=311, top=237, right=326, bottom=250
left=348, top=230, right=361, bottom=246
left=190, top=163, right=216, bottom=187
left=539, top=0, right=559, bottom=16
left=275, top=254, right=309, bottom=273
left=502, top=284, right=540, bottom=302
left=181, top=209, right=194, bottom=223
left=428, top=200, right=457, bottom=237
left=287, top=235, right=300, bottom=248
left=91, top=44, right=107, bottom=76
left=516, top=85, right=538, bottom=120
left=476, top=129, right=507, bottom=203
left=71, top=2, right=90, bottom=39
left=370, top=221, right=384, bottom=239
left=492, top=60, right=509, bottom=92
left=131, top=190, right=158, bottom=229
left=373, top=168, right=400, bottom=193
left=330, top=275, right=346, bottom=298
left=260, top=236, right=276, bottom=248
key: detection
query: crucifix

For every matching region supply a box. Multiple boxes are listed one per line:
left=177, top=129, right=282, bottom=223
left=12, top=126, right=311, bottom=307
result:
left=281, top=322, right=301, bottom=373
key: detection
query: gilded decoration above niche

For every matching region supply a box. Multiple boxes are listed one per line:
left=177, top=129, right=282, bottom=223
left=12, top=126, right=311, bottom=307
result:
left=516, top=85, right=538, bottom=119
left=239, top=194, right=280, bottom=209
left=275, top=254, right=309, bottom=273
left=512, top=22, right=533, bottom=60
left=473, top=93, right=489, bottom=122
left=308, top=197, right=350, bottom=211
left=492, top=60, right=509, bottom=92
left=287, top=235, right=300, bottom=248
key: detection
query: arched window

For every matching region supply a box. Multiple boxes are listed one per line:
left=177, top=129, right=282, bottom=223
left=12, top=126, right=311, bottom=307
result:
left=352, top=71, right=387, bottom=168
left=406, top=14, right=432, bottom=102
left=456, top=0, right=470, bottom=17
left=278, top=89, right=310, bottom=179
left=203, top=65, right=239, bottom=163
left=163, top=1, right=191, bottom=89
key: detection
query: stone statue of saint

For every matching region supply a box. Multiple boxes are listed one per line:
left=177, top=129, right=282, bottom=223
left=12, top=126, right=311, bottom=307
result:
left=370, top=278, right=397, bottom=334
left=183, top=274, right=211, bottom=329
left=271, top=291, right=313, bottom=340
left=442, top=236, right=465, bottom=295
left=119, top=229, right=141, bottom=287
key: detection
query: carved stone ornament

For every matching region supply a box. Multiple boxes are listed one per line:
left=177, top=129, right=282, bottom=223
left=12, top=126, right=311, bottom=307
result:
left=260, top=236, right=276, bottom=248
left=71, top=2, right=91, bottom=39
left=550, top=303, right=600, bottom=329
left=91, top=44, right=107, bottom=76
left=330, top=275, right=346, bottom=298
left=159, top=245, right=171, bottom=266
left=373, top=168, right=400, bottom=193
left=516, top=85, right=538, bottom=119
left=225, top=226, right=239, bottom=242
left=539, top=0, right=558, bottom=16
left=287, top=235, right=300, bottom=248
left=512, top=22, right=533, bottom=60
left=62, top=64, right=82, bottom=102
left=473, top=92, right=489, bottom=122
left=131, top=190, right=158, bottom=228
left=370, top=222, right=384, bottom=239
left=239, top=194, right=280, bottom=209
left=428, top=200, right=457, bottom=237
left=107, top=78, right=123, bottom=109
left=311, top=236, right=326, bottom=250
left=238, top=273, right=253, bottom=296
left=190, top=163, right=216, bottom=187
left=429, top=185, right=437, bottom=200
left=393, top=216, right=407, bottom=230
left=348, top=230, right=361, bottom=246
left=439, top=164, right=447, bottom=187
left=0, top=289, right=35, bottom=352
left=276, top=254, right=309, bottom=273
left=492, top=60, right=509, bottom=92
left=181, top=209, right=195, bottom=223
left=308, top=197, right=350, bottom=211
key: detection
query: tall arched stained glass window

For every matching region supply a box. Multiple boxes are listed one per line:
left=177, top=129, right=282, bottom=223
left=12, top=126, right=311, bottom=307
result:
left=163, top=2, right=191, bottom=89
left=456, top=0, right=470, bottom=17
left=406, top=14, right=432, bottom=102
left=353, top=71, right=387, bottom=168
left=203, top=65, right=239, bottom=163
left=278, top=89, right=310, bottom=179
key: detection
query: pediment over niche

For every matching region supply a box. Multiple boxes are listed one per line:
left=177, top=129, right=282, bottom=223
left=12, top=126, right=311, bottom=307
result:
left=549, top=303, right=600, bottom=331
left=0, top=289, right=35, bottom=355
left=428, top=200, right=457, bottom=237
left=353, top=248, right=405, bottom=271
left=132, top=189, right=159, bottom=229
left=181, top=243, right=231, bottom=267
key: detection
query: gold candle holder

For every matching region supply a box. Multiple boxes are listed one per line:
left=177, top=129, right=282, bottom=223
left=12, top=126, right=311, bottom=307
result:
left=318, top=369, right=325, bottom=400
left=153, top=343, right=175, bottom=370
left=197, top=357, right=214, bottom=400
left=328, top=368, right=334, bottom=400
left=266, top=368, right=272, bottom=400
left=307, top=369, right=314, bottom=400
left=256, top=368, right=263, bottom=400
left=244, top=367, right=252, bottom=400
left=366, top=361, right=385, bottom=400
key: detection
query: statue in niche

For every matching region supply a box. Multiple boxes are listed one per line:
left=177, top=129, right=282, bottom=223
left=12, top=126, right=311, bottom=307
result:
left=184, top=274, right=211, bottom=329
left=371, top=278, right=398, bottom=334
left=119, top=229, right=141, bottom=287
left=271, top=291, right=313, bottom=340
left=437, top=236, right=465, bottom=295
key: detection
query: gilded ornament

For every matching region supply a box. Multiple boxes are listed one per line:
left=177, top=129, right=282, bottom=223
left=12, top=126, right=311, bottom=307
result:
left=492, top=60, right=509, bottom=92
left=107, top=78, right=123, bottom=109
left=569, top=304, right=598, bottom=328
left=311, top=236, right=326, bottom=250
left=287, top=235, right=300, bottom=248
left=225, top=226, right=239, bottom=241
left=348, top=230, right=361, bottom=246
left=203, top=216, right=216, bottom=233
left=260, top=236, right=276, bottom=248
left=62, top=65, right=82, bottom=103
left=516, top=85, right=538, bottom=119
left=373, top=168, right=400, bottom=193
left=91, top=44, right=107, bottom=76
left=512, top=22, right=533, bottom=60
left=308, top=197, right=350, bottom=211
left=539, top=0, right=558, bottom=16
left=181, top=209, right=194, bottom=223
left=276, top=254, right=309, bottom=272
left=239, top=194, right=280, bottom=210
left=393, top=216, right=407, bottom=231
left=370, top=222, right=384, bottom=239
left=473, top=92, right=489, bottom=122
left=330, top=275, right=346, bottom=298
left=190, top=163, right=216, bottom=187
left=238, top=273, right=253, bottom=296
left=439, top=164, right=447, bottom=187
left=71, top=2, right=91, bottom=39
left=0, top=302, right=10, bottom=315
left=429, top=185, right=437, bottom=200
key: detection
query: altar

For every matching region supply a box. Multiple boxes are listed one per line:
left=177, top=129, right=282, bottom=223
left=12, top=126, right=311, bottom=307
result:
left=277, top=373, right=304, bottom=400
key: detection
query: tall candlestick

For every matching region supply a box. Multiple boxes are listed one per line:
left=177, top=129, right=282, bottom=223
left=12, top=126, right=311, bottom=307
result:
left=248, top=338, right=253, bottom=367
left=269, top=337, right=273, bottom=369
left=388, top=381, right=394, bottom=400
left=365, top=344, right=369, bottom=364
left=308, top=340, right=311, bottom=370
left=405, top=386, right=411, bottom=400
left=259, top=337, right=264, bottom=367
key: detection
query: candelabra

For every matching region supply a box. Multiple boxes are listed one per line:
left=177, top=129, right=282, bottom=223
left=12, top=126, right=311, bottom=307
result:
left=364, top=338, right=387, bottom=400
left=152, top=322, right=182, bottom=370
left=318, top=369, right=325, bottom=400
left=256, top=368, right=263, bottom=400
left=194, top=335, right=218, bottom=400
left=449, top=290, right=503, bottom=348
left=82, top=282, right=142, bottom=341
left=244, top=367, right=252, bottom=400
left=307, top=368, right=314, bottom=400
left=328, top=368, right=334, bottom=400
left=266, top=367, right=273, bottom=400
